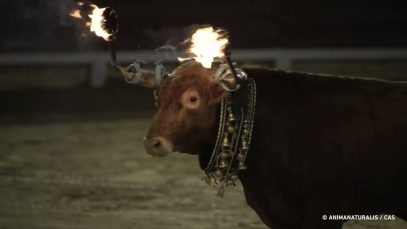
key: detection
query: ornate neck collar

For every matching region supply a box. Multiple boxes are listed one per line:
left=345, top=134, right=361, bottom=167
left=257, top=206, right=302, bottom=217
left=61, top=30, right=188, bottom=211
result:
left=203, top=67, right=256, bottom=197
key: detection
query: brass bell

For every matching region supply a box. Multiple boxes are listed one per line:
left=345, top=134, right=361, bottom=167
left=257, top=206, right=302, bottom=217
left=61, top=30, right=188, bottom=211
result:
left=226, top=178, right=236, bottom=187
left=230, top=174, right=239, bottom=181
left=236, top=153, right=244, bottom=161
left=207, top=177, right=217, bottom=186
left=213, top=169, right=224, bottom=178
left=218, top=159, right=228, bottom=168
left=227, top=112, right=236, bottom=122
left=238, top=162, right=247, bottom=170
left=227, top=125, right=234, bottom=133
left=219, top=151, right=229, bottom=160
left=241, top=141, right=249, bottom=150
left=222, top=137, right=230, bottom=148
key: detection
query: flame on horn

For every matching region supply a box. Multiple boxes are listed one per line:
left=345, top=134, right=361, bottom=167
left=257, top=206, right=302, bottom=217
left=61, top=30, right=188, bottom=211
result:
left=180, top=26, right=229, bottom=68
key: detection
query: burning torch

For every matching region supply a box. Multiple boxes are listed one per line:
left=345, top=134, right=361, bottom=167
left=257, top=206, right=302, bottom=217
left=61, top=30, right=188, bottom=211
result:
left=88, top=6, right=118, bottom=67
left=70, top=3, right=165, bottom=87
left=179, top=26, right=244, bottom=91
left=70, top=3, right=118, bottom=67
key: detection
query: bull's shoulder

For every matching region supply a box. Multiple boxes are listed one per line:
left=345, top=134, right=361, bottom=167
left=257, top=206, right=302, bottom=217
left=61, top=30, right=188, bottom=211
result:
left=244, top=67, right=405, bottom=83
left=243, top=67, right=407, bottom=93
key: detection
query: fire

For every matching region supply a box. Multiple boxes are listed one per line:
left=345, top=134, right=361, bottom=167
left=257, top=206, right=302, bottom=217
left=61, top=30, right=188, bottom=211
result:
left=88, top=5, right=112, bottom=41
left=181, top=26, right=229, bottom=68
left=69, top=3, right=114, bottom=41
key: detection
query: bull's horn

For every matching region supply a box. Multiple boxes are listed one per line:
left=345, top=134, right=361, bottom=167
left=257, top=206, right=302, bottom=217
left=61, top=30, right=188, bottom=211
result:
left=154, top=63, right=166, bottom=87
left=114, top=62, right=166, bottom=88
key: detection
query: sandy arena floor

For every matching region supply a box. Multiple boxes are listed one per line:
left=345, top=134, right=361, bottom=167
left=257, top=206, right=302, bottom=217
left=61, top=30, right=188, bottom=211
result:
left=0, top=118, right=405, bottom=229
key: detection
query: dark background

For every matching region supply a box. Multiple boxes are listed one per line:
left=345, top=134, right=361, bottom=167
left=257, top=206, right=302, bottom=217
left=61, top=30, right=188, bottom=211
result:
left=1, top=0, right=407, bottom=52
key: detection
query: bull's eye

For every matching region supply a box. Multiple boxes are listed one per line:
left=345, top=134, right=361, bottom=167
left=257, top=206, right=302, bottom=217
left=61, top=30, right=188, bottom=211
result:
left=182, top=89, right=201, bottom=109
left=190, top=96, right=198, bottom=103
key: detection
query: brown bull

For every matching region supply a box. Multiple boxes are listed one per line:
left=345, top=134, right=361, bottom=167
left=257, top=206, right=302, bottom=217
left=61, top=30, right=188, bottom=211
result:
left=120, top=61, right=407, bottom=228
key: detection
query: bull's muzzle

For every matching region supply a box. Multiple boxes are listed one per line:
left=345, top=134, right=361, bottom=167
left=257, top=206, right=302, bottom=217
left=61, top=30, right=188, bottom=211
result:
left=143, top=137, right=172, bottom=157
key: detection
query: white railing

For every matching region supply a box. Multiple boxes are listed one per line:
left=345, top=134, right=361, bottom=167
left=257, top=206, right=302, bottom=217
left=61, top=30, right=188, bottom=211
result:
left=1, top=49, right=407, bottom=87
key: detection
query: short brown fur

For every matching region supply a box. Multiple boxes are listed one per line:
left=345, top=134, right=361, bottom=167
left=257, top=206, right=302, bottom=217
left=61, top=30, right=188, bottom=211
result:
left=145, top=62, right=407, bottom=228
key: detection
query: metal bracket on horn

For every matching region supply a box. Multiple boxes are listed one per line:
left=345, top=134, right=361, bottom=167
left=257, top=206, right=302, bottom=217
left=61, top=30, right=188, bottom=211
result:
left=125, top=60, right=143, bottom=85
left=154, top=62, right=167, bottom=87
left=123, top=60, right=167, bottom=88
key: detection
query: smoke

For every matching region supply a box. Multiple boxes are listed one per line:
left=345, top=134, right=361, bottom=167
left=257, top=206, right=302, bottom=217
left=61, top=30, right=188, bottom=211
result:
left=147, top=24, right=220, bottom=63
left=140, top=26, right=186, bottom=62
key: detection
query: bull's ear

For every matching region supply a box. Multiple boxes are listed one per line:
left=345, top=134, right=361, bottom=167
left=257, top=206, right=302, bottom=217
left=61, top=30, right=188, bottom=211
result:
left=209, top=83, right=229, bottom=105
left=218, top=73, right=239, bottom=91
left=214, top=63, right=239, bottom=92
left=115, top=64, right=156, bottom=88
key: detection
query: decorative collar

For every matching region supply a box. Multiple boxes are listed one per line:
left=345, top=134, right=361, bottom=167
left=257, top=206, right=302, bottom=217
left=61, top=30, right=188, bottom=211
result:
left=203, top=66, right=256, bottom=197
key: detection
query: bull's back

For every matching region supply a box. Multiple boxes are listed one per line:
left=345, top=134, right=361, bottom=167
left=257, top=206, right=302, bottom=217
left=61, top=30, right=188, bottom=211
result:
left=240, top=68, right=407, bottom=228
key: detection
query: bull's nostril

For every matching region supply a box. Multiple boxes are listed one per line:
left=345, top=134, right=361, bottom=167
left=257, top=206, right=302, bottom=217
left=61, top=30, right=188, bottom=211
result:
left=153, top=140, right=161, bottom=149
left=144, top=137, right=172, bottom=156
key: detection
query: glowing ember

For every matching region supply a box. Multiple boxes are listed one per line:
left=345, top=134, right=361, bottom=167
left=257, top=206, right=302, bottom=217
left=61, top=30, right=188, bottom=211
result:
left=180, top=26, right=229, bottom=68
left=69, top=9, right=81, bottom=19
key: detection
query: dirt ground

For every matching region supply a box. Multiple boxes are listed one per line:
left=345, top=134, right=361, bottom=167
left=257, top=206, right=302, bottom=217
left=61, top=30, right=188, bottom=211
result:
left=0, top=118, right=406, bottom=229
left=0, top=118, right=267, bottom=229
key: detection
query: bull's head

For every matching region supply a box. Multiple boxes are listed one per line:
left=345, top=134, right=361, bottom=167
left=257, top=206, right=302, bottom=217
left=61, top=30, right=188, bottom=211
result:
left=117, top=61, right=236, bottom=157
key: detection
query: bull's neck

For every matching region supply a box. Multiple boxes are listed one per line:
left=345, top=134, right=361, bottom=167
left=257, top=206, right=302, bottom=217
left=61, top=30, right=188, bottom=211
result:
left=200, top=78, right=256, bottom=196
